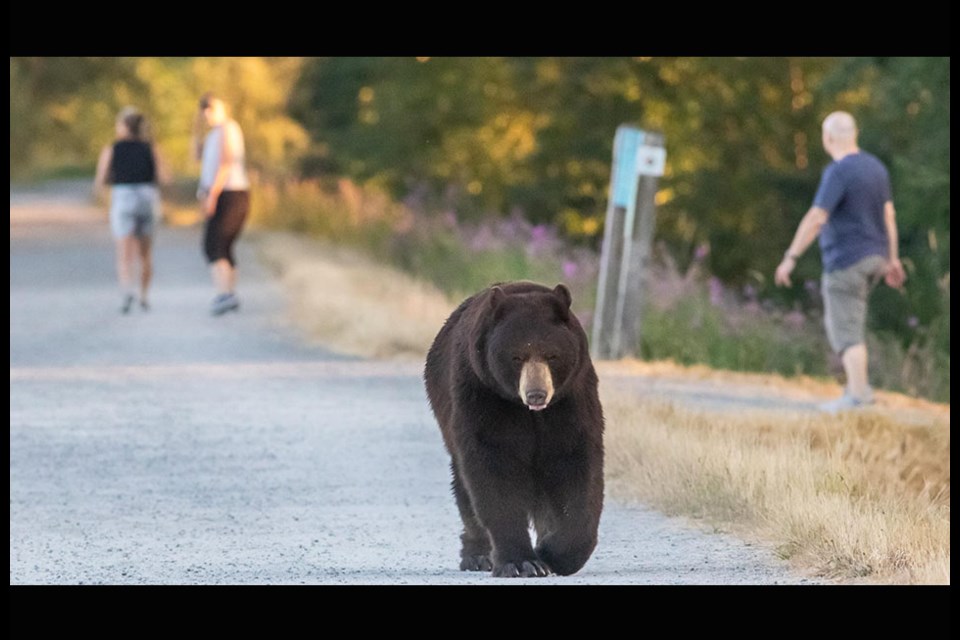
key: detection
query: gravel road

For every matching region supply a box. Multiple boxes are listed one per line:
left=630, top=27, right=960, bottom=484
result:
left=9, top=183, right=821, bottom=585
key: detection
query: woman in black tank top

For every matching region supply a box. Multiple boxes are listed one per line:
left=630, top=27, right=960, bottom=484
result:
left=109, top=139, right=156, bottom=185
left=94, top=107, right=170, bottom=313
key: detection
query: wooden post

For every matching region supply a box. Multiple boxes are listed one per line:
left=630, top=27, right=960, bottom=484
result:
left=592, top=126, right=665, bottom=360
left=618, top=132, right=664, bottom=357
left=590, top=204, right=625, bottom=359
left=592, top=126, right=643, bottom=360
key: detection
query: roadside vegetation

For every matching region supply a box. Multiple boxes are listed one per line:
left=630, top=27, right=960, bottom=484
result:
left=602, top=393, right=949, bottom=585
left=247, top=175, right=949, bottom=402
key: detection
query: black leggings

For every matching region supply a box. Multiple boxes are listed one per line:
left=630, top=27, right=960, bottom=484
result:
left=203, top=190, right=249, bottom=266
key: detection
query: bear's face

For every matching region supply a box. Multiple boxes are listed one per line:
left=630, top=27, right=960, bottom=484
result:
left=483, top=285, right=583, bottom=411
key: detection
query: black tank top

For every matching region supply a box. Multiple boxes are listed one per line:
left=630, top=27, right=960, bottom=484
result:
left=110, top=140, right=156, bottom=184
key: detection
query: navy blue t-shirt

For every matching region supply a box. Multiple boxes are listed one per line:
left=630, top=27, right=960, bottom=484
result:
left=813, top=150, right=892, bottom=273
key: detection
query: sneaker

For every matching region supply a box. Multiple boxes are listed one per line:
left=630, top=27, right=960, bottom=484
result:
left=211, top=293, right=240, bottom=316
left=121, top=293, right=135, bottom=315
left=140, top=299, right=150, bottom=312
left=818, top=389, right=875, bottom=414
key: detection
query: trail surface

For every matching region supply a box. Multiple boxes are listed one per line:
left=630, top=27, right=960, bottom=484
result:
left=10, top=182, right=821, bottom=584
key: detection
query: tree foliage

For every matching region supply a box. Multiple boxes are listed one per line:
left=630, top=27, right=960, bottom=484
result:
left=290, top=56, right=949, bottom=343
left=10, top=56, right=309, bottom=177
left=10, top=56, right=949, bottom=350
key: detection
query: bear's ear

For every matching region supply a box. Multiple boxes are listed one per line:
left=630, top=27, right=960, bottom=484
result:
left=553, top=284, right=572, bottom=309
left=489, top=286, right=507, bottom=311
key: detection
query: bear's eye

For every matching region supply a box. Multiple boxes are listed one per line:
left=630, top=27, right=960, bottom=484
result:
left=512, top=356, right=524, bottom=364
left=546, top=354, right=559, bottom=362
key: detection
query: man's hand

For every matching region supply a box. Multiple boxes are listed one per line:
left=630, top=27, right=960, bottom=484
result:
left=884, top=258, right=906, bottom=289
left=774, top=255, right=797, bottom=287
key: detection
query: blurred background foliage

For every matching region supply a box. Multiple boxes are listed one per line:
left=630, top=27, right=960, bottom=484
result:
left=9, top=56, right=949, bottom=400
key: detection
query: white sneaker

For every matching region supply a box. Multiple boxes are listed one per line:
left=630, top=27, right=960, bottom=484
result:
left=818, top=388, right=875, bottom=414
left=211, top=293, right=240, bottom=316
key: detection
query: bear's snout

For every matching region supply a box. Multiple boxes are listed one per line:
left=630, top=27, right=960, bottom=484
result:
left=525, top=389, right=548, bottom=408
left=519, top=361, right=554, bottom=411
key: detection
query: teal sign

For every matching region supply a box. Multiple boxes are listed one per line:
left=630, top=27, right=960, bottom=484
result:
left=611, top=126, right=646, bottom=208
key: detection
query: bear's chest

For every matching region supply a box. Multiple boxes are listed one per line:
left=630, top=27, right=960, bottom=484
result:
left=477, top=404, right=578, bottom=463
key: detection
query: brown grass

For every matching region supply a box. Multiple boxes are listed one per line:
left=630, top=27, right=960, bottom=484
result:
left=252, top=230, right=454, bottom=360
left=252, top=229, right=950, bottom=585
left=602, top=393, right=950, bottom=584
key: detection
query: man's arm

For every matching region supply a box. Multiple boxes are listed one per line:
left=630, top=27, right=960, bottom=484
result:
left=883, top=201, right=906, bottom=288
left=774, top=206, right=829, bottom=287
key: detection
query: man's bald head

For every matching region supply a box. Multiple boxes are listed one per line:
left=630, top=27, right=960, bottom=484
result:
left=821, top=111, right=859, bottom=158
left=823, top=111, right=858, bottom=142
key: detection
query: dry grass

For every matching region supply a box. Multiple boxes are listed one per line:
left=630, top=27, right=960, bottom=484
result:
left=253, top=230, right=455, bottom=360
left=602, top=392, right=950, bottom=584
left=252, top=229, right=950, bottom=585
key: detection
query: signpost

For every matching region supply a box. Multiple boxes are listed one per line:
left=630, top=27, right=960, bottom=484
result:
left=591, top=125, right=665, bottom=360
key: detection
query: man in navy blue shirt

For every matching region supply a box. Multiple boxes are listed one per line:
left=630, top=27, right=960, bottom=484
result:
left=775, top=111, right=906, bottom=413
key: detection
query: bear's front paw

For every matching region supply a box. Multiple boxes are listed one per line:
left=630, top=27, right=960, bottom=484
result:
left=460, top=554, right=492, bottom=571
left=492, top=559, right=551, bottom=578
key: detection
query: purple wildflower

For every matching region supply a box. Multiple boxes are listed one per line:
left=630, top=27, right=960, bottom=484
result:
left=694, top=242, right=710, bottom=261
left=708, top=277, right=724, bottom=306
left=784, top=309, right=806, bottom=330
left=528, top=224, right=552, bottom=255
left=466, top=226, right=499, bottom=253
left=907, top=316, right=919, bottom=329
left=562, top=260, right=579, bottom=280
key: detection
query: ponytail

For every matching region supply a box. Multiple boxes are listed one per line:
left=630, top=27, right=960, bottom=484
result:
left=124, top=113, right=145, bottom=139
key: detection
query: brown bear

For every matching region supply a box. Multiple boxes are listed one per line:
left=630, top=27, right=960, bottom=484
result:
left=424, top=281, right=604, bottom=577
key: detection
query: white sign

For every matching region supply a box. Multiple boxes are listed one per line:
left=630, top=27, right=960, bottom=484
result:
left=635, top=144, right=666, bottom=177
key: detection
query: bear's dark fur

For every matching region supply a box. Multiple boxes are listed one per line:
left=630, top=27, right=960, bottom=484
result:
left=424, top=281, right=604, bottom=577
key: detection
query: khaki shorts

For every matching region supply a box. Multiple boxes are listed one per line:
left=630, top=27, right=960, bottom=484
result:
left=822, top=254, right=888, bottom=355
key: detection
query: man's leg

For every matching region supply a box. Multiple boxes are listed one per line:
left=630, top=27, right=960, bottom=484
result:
left=820, top=256, right=885, bottom=411
left=841, top=343, right=871, bottom=400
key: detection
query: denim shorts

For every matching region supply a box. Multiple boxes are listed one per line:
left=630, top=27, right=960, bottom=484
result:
left=109, top=184, right=160, bottom=239
left=821, top=254, right=888, bottom=354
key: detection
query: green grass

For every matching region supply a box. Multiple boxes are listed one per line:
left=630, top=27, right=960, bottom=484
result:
left=640, top=295, right=831, bottom=378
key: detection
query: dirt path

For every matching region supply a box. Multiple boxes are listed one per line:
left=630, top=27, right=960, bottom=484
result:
left=10, top=182, right=823, bottom=584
